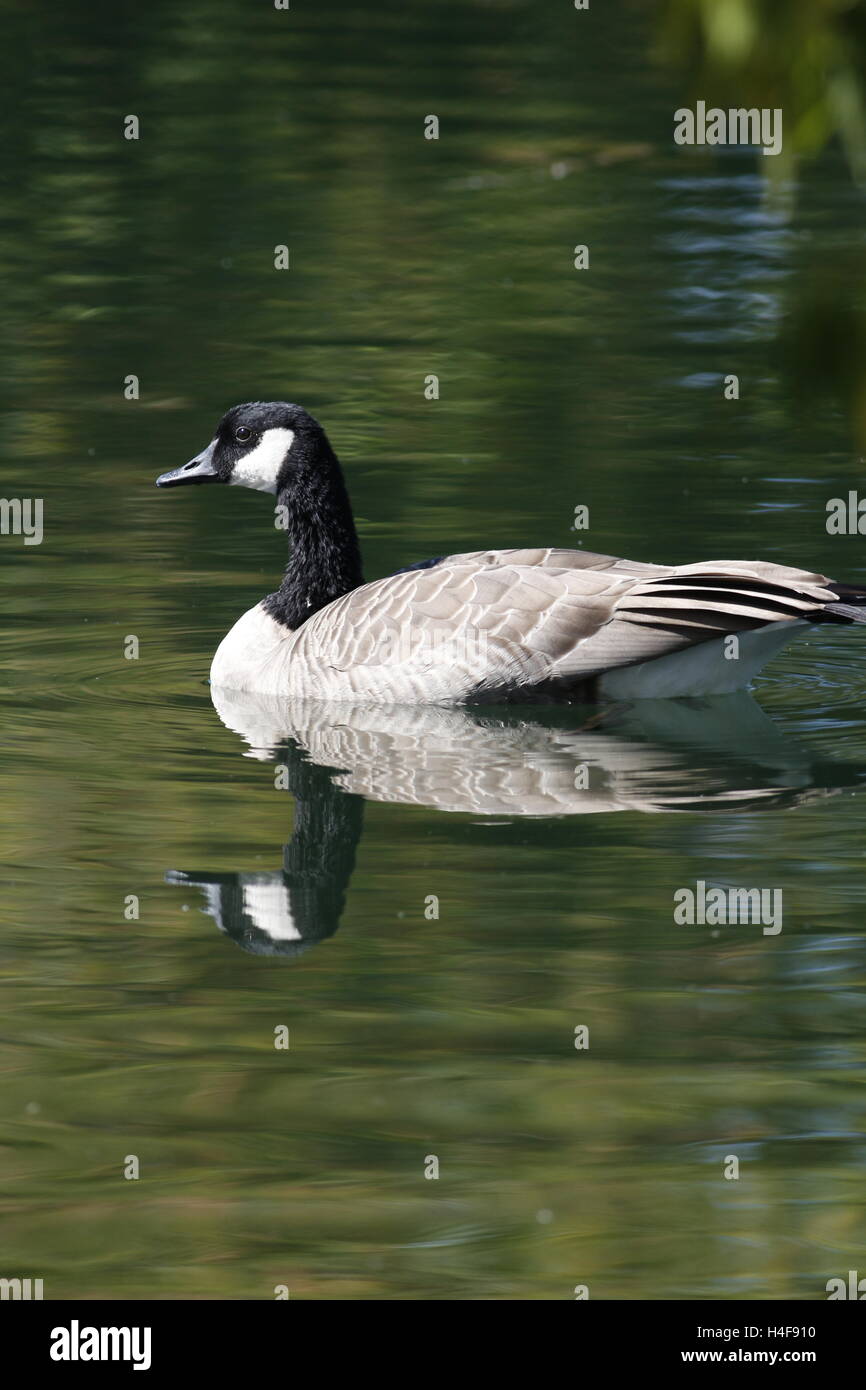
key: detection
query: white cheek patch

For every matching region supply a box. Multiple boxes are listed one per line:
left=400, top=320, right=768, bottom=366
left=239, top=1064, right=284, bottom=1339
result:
left=230, top=427, right=295, bottom=494
left=243, top=882, right=301, bottom=941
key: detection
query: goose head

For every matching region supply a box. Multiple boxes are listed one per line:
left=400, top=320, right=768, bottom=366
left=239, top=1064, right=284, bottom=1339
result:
left=155, top=401, right=328, bottom=495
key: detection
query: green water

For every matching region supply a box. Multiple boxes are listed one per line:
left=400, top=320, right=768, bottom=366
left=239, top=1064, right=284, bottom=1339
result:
left=2, top=0, right=866, bottom=1300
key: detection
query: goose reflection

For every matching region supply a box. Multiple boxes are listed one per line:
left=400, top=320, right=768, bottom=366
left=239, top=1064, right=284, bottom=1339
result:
left=167, top=688, right=849, bottom=958
left=167, top=746, right=363, bottom=958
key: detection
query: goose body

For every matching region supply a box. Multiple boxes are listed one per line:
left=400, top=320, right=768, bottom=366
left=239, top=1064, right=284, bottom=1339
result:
left=157, top=402, right=866, bottom=704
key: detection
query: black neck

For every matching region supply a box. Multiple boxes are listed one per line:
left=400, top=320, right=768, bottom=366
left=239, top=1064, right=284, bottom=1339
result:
left=264, top=437, right=364, bottom=630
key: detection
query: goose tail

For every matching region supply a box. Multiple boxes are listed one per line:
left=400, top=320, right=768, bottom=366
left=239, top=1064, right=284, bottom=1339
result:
left=823, top=582, right=866, bottom=624
left=825, top=602, right=866, bottom=623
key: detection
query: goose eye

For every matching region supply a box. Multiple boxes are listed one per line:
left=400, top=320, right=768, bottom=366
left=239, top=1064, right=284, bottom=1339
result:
left=235, top=425, right=253, bottom=444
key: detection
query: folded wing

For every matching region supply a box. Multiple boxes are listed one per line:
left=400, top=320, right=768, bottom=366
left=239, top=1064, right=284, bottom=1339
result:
left=289, top=548, right=839, bottom=701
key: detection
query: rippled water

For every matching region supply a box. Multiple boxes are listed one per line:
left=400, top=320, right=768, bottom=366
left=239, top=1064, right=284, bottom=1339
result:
left=2, top=0, right=866, bottom=1300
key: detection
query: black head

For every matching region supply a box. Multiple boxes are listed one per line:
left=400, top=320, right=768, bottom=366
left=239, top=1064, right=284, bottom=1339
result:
left=156, top=401, right=329, bottom=494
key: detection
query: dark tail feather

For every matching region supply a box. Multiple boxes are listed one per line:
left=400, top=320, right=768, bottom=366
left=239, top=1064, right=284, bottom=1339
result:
left=824, top=601, right=866, bottom=624
left=821, top=581, right=866, bottom=623
left=819, top=581, right=866, bottom=624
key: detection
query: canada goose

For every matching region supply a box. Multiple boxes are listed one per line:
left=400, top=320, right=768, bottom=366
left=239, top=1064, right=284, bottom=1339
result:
left=166, top=692, right=851, bottom=957
left=156, top=402, right=866, bottom=702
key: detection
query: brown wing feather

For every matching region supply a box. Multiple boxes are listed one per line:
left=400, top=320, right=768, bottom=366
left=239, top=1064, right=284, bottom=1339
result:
left=289, top=550, right=838, bottom=700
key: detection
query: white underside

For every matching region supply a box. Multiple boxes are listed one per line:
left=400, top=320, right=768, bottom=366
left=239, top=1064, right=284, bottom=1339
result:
left=210, top=604, right=802, bottom=702
left=598, top=621, right=801, bottom=699
left=210, top=604, right=292, bottom=691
